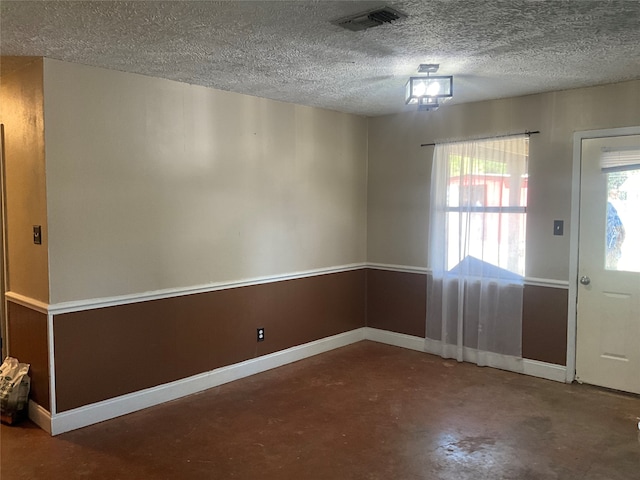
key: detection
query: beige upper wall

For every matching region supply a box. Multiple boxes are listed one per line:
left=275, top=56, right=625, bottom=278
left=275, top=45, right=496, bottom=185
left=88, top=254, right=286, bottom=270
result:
left=35, top=58, right=640, bottom=300
left=0, top=57, right=49, bottom=303
left=44, top=59, right=367, bottom=303
left=368, top=80, right=640, bottom=281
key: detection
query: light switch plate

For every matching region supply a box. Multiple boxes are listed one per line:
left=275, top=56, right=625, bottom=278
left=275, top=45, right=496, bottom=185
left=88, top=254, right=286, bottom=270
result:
left=33, top=225, right=42, bottom=244
left=553, top=220, right=563, bottom=236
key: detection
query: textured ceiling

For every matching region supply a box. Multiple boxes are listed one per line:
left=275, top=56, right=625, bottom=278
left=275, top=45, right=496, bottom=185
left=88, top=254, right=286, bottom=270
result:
left=1, top=1, right=640, bottom=117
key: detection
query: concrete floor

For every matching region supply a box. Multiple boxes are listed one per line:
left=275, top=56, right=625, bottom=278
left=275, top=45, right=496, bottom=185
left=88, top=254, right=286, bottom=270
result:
left=1, top=341, right=639, bottom=479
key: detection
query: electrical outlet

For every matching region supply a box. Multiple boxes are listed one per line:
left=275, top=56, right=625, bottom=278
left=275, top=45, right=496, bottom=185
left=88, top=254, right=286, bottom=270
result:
left=257, top=328, right=265, bottom=342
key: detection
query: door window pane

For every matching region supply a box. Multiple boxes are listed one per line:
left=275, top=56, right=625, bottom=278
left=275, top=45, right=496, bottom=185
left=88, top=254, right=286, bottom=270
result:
left=605, top=169, right=640, bottom=272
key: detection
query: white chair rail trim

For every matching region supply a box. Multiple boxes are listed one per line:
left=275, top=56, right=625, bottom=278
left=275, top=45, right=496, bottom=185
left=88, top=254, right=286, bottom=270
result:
left=6, top=263, right=368, bottom=315
left=367, top=263, right=569, bottom=289
left=6, top=262, right=568, bottom=316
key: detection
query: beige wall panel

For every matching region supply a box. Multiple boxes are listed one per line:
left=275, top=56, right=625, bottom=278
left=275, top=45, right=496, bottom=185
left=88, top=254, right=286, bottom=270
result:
left=0, top=57, right=49, bottom=302
left=44, top=60, right=367, bottom=303
left=366, top=111, right=431, bottom=267
left=368, top=80, right=640, bottom=281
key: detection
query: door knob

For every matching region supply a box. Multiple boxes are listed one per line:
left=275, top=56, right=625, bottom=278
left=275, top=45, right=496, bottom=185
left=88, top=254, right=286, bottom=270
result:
left=580, top=275, right=591, bottom=285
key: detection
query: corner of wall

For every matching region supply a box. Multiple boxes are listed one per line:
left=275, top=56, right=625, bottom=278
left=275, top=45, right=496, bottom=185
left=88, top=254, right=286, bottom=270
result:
left=0, top=55, right=49, bottom=304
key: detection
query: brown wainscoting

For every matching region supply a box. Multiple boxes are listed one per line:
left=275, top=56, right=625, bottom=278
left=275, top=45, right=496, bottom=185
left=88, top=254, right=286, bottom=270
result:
left=7, top=301, right=50, bottom=411
left=366, top=269, right=426, bottom=337
left=522, top=285, right=568, bottom=366
left=365, top=269, right=568, bottom=365
left=53, top=269, right=366, bottom=413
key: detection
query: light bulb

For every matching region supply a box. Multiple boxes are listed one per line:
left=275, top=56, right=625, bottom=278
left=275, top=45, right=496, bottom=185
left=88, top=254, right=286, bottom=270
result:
left=413, top=81, right=426, bottom=97
left=426, top=81, right=441, bottom=96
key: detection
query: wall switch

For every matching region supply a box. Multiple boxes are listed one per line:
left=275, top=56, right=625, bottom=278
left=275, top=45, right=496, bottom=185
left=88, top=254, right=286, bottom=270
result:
left=33, top=225, right=42, bottom=244
left=257, top=328, right=265, bottom=342
left=553, top=220, right=564, bottom=236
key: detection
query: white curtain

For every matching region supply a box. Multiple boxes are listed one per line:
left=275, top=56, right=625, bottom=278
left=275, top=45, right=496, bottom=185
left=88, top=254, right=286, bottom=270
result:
left=426, top=136, right=529, bottom=368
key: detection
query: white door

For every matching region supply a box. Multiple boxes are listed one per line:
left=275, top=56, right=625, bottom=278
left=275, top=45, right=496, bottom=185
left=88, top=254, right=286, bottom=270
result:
left=575, top=134, right=640, bottom=394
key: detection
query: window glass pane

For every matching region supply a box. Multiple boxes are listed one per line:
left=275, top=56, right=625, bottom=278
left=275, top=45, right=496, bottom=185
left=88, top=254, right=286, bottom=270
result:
left=606, top=169, right=640, bottom=272
left=436, top=136, right=528, bottom=277
left=446, top=212, right=526, bottom=275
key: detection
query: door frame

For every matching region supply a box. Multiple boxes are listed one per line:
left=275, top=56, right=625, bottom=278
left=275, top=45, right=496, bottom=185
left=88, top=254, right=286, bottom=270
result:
left=0, top=124, right=8, bottom=361
left=568, top=125, right=640, bottom=383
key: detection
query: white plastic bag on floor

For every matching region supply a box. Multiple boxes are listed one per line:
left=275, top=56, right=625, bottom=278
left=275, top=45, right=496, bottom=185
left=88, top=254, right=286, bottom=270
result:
left=0, top=357, right=31, bottom=416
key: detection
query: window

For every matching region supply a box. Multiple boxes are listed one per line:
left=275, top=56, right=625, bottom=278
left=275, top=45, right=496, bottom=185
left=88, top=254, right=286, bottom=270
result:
left=427, top=135, right=529, bottom=363
left=430, top=136, right=529, bottom=277
left=601, top=147, right=640, bottom=272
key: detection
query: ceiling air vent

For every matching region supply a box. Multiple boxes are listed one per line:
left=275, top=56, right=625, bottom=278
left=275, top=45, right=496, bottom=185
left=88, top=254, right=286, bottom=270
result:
left=332, top=6, right=406, bottom=32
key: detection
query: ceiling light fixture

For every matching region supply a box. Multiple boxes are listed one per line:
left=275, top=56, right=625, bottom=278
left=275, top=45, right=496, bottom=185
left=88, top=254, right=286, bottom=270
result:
left=405, top=64, right=453, bottom=111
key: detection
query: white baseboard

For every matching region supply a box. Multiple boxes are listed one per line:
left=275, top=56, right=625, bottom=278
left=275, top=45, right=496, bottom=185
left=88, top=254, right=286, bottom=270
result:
left=28, top=400, right=51, bottom=434
left=423, top=337, right=525, bottom=372
left=522, top=358, right=568, bottom=383
left=46, top=326, right=566, bottom=436
left=365, top=327, right=567, bottom=384
left=50, top=328, right=366, bottom=435
left=363, top=327, right=425, bottom=352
